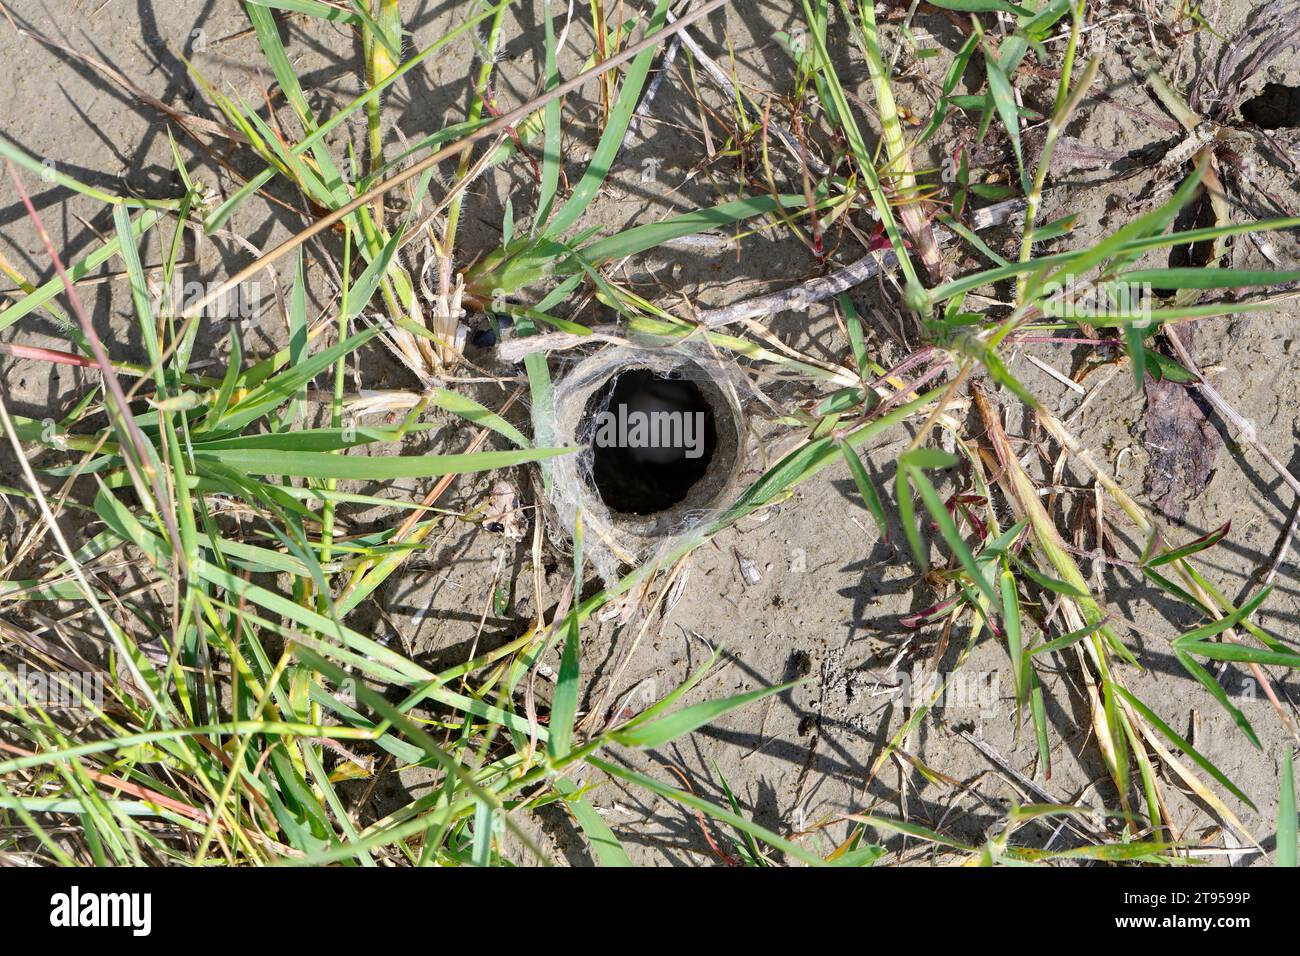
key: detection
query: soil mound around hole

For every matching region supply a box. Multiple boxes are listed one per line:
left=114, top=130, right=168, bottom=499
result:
left=540, top=346, right=746, bottom=583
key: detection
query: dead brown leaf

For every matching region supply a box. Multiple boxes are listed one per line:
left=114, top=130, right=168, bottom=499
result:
left=1143, top=372, right=1222, bottom=521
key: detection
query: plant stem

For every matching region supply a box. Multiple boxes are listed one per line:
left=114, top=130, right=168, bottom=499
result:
left=1017, top=0, right=1095, bottom=302
left=319, top=231, right=352, bottom=586
left=444, top=1, right=510, bottom=256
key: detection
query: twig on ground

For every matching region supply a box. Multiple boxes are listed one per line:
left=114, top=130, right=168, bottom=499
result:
left=951, top=727, right=1109, bottom=843
left=627, top=29, right=683, bottom=136
left=493, top=198, right=1027, bottom=360
left=1263, top=496, right=1300, bottom=589
left=693, top=198, right=1024, bottom=328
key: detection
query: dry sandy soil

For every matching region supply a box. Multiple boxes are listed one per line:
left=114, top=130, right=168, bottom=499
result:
left=1, top=0, right=1298, bottom=864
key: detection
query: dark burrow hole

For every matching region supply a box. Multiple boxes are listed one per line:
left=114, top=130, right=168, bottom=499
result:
left=584, top=368, right=717, bottom=515
left=1159, top=186, right=1219, bottom=296
left=1241, top=83, right=1300, bottom=129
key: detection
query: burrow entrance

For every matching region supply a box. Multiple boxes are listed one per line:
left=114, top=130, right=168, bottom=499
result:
left=1241, top=83, right=1300, bottom=129
left=583, top=368, right=718, bottom=514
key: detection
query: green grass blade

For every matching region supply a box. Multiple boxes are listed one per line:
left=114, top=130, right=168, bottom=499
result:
left=611, top=680, right=798, bottom=749
left=543, top=0, right=670, bottom=238
left=192, top=446, right=572, bottom=480
left=1281, top=751, right=1297, bottom=867
left=553, top=777, right=632, bottom=866
left=1114, top=685, right=1255, bottom=808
